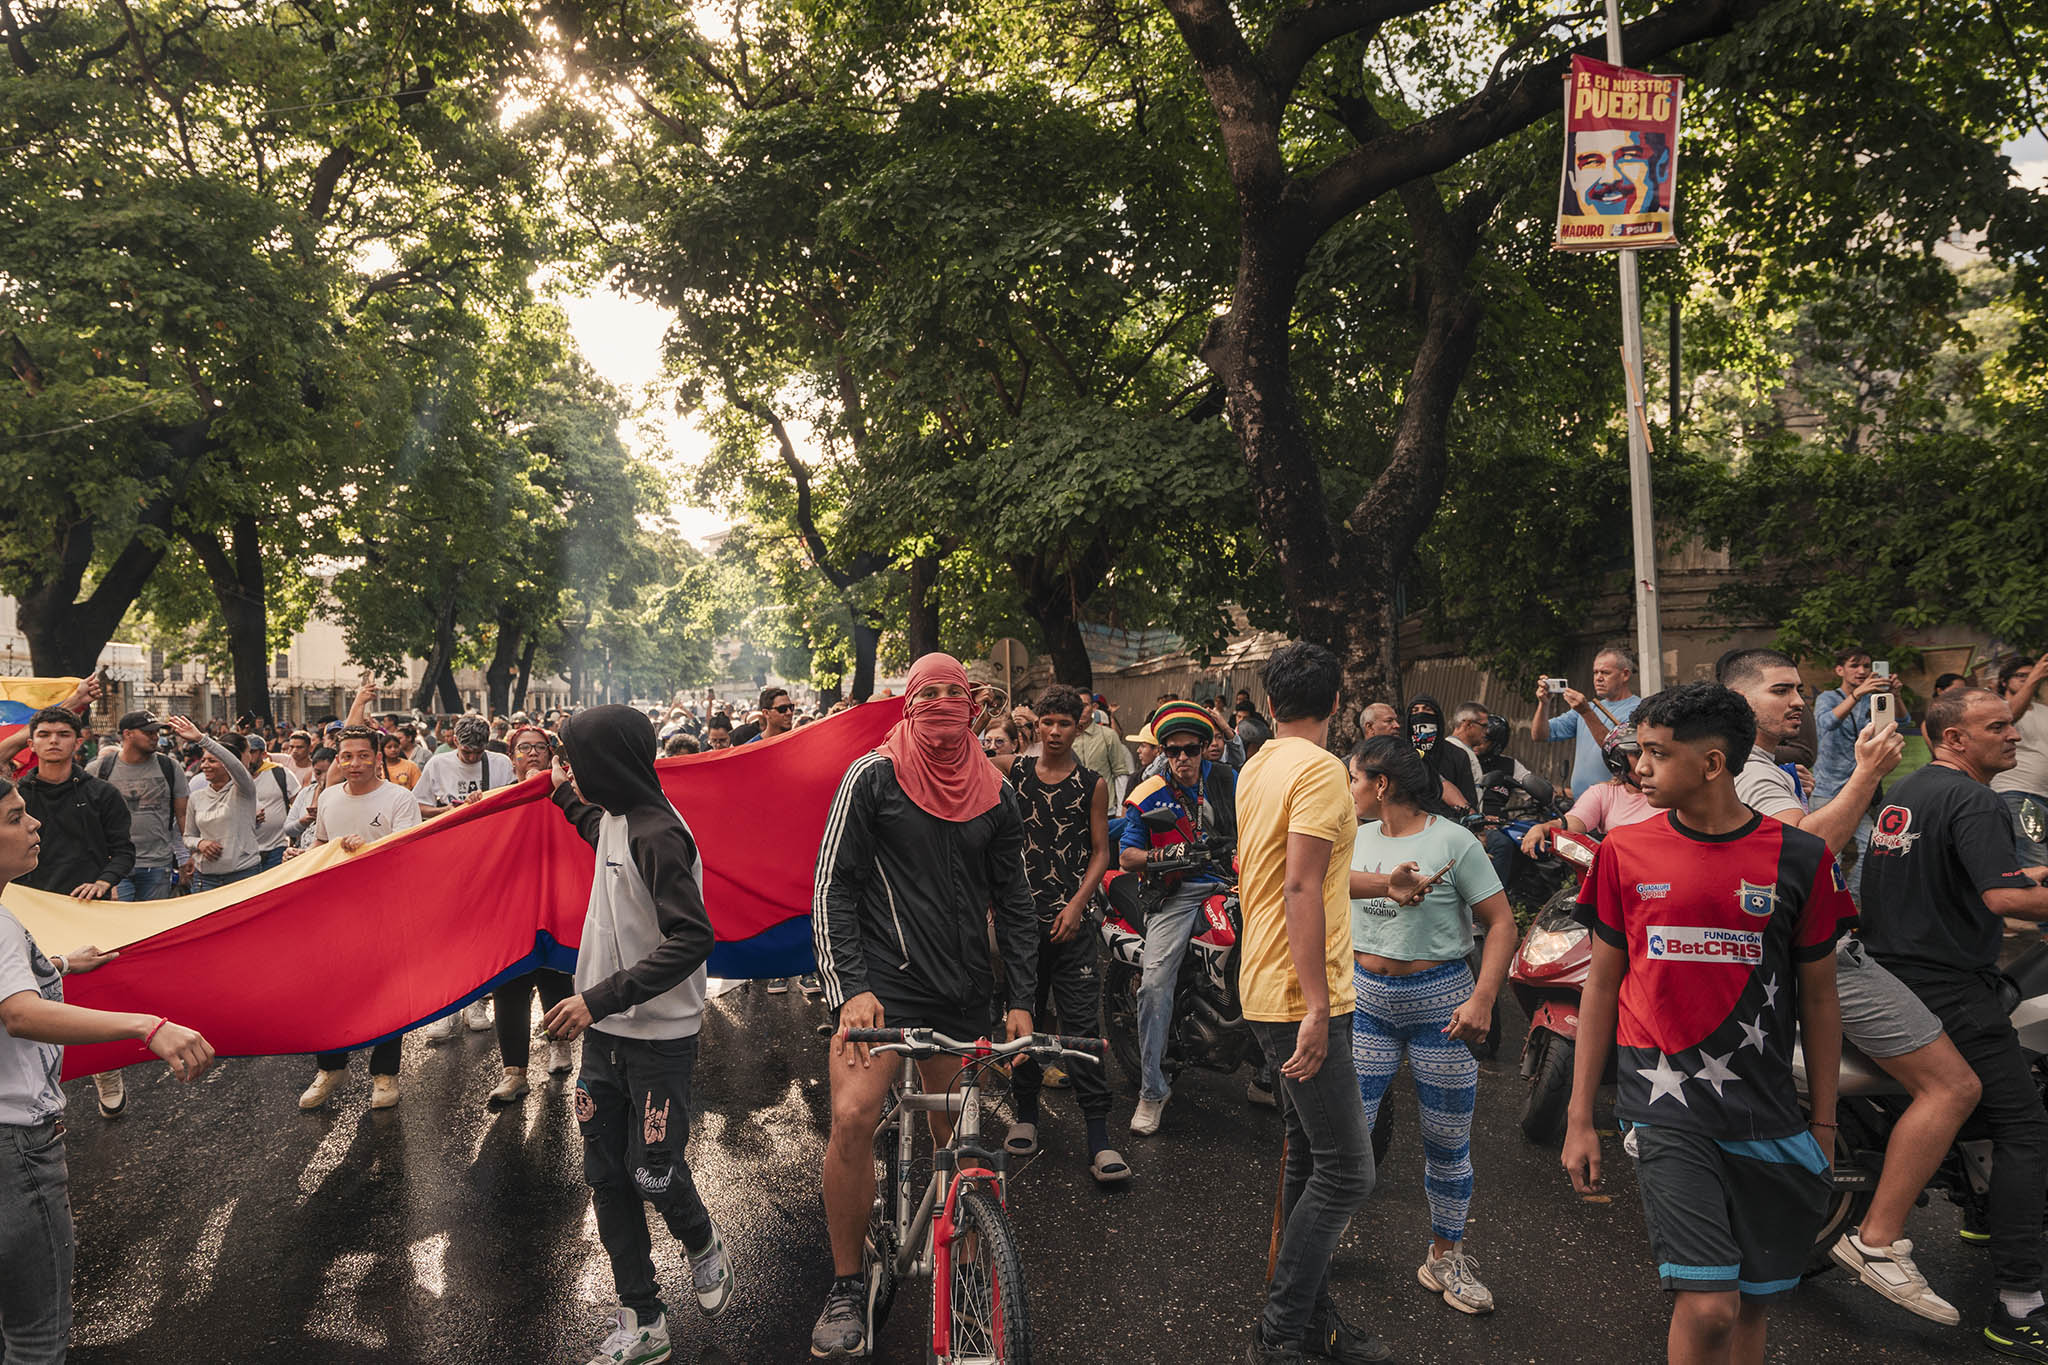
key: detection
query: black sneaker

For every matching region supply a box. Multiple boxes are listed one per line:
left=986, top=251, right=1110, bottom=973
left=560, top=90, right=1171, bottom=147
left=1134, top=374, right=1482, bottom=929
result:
left=1961, top=1200, right=1991, bottom=1244
left=810, top=1279, right=867, bottom=1358
left=1246, top=1326, right=1305, bottom=1365
left=1986, top=1303, right=2048, bottom=1360
left=1304, top=1304, right=1395, bottom=1364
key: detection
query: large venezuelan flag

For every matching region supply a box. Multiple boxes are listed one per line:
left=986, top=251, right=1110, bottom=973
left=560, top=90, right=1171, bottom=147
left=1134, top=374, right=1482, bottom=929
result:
left=0, top=677, right=83, bottom=764
left=5, top=698, right=902, bottom=1079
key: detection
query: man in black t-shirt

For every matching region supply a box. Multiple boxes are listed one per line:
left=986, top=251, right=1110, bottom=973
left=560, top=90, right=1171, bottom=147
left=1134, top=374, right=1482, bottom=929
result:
left=1861, top=687, right=2048, bottom=1357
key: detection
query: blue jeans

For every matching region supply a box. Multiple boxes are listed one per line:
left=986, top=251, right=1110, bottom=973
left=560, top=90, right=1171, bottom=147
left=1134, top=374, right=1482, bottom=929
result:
left=1248, top=1016, right=1376, bottom=1345
left=0, top=1120, right=73, bottom=1364
left=194, top=864, right=260, bottom=893
left=1136, top=882, right=1211, bottom=1102
left=112, top=865, right=175, bottom=901
left=258, top=846, right=286, bottom=872
left=2002, top=790, right=2048, bottom=869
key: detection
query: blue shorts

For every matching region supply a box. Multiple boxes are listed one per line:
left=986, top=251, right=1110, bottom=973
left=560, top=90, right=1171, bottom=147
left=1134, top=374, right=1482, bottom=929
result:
left=1634, top=1124, right=1831, bottom=1298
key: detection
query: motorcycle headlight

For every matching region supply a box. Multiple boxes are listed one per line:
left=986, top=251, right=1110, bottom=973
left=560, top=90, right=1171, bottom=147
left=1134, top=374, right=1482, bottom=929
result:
left=1520, top=926, right=1586, bottom=967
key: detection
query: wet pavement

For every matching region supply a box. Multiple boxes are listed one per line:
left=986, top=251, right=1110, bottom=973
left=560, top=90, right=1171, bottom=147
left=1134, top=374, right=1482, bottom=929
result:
left=65, top=983, right=1983, bottom=1364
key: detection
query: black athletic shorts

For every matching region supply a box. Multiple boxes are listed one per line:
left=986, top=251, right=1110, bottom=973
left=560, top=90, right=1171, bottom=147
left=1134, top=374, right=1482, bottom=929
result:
left=1633, top=1123, right=1832, bottom=1298
left=849, top=993, right=992, bottom=1046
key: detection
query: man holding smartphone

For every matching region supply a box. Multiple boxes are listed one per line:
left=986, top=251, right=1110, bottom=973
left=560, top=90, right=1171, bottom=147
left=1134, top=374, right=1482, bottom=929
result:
left=1531, top=646, right=1641, bottom=799
left=1815, top=648, right=1912, bottom=895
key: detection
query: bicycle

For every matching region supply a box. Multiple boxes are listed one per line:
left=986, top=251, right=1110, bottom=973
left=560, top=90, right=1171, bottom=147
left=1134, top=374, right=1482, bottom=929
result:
left=844, top=1026, right=1106, bottom=1365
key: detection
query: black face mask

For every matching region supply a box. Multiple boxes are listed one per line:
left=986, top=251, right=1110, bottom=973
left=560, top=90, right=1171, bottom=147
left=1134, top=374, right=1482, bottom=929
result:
left=1410, top=721, right=1438, bottom=752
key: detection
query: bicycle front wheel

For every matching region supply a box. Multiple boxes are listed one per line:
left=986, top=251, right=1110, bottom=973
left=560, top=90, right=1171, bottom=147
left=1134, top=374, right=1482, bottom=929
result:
left=932, top=1182, right=1031, bottom=1365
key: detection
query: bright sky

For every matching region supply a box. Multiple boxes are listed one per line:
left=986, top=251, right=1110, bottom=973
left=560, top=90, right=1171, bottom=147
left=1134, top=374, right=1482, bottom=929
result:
left=554, top=285, right=729, bottom=546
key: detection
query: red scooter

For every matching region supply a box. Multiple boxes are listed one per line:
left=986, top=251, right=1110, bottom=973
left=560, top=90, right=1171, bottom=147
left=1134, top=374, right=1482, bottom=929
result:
left=1509, top=828, right=1601, bottom=1143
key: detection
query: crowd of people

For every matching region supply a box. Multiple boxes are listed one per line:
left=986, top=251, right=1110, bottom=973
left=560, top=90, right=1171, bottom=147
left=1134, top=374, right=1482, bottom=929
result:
left=4, top=638, right=2048, bottom=1364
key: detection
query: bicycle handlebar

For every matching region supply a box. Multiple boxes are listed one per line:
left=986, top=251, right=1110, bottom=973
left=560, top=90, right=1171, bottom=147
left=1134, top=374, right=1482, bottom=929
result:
left=841, top=1028, right=1107, bottom=1060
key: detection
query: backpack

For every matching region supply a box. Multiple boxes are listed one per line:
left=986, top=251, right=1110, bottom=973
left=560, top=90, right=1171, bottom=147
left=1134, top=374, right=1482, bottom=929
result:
left=92, top=751, right=181, bottom=849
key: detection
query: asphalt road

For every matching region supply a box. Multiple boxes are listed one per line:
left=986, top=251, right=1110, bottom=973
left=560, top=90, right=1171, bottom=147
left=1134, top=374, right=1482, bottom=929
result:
left=62, top=982, right=1986, bottom=1364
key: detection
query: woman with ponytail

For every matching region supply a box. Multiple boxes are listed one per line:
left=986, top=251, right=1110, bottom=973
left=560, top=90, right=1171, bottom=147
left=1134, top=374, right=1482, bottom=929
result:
left=1345, top=735, right=1516, bottom=1317
left=807, top=654, right=1039, bottom=1360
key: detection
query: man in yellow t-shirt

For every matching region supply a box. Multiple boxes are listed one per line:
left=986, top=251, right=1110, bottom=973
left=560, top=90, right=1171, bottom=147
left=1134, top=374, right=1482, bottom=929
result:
left=1236, top=642, right=1416, bottom=1365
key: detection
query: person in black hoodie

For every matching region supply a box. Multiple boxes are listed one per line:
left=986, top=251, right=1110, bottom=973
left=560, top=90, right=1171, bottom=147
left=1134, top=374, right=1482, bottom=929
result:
left=1407, top=695, right=1477, bottom=811
left=10, top=708, right=134, bottom=902
left=540, top=705, right=734, bottom=1365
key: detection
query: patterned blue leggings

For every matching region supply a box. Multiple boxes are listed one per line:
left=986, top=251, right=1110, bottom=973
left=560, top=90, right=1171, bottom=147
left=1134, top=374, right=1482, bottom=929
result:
left=1353, top=959, right=1478, bottom=1244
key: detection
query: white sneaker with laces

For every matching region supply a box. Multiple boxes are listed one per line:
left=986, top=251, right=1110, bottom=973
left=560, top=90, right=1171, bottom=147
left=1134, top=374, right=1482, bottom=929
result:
left=298, top=1069, right=346, bottom=1111
left=94, top=1071, right=127, bottom=1118
left=369, top=1074, right=400, bottom=1109
left=689, top=1223, right=736, bottom=1318
left=1130, top=1095, right=1168, bottom=1136
left=1831, top=1232, right=1960, bottom=1325
left=584, top=1306, right=670, bottom=1365
left=1419, top=1245, right=1495, bottom=1314
left=423, top=1015, right=459, bottom=1044
left=548, top=1040, right=576, bottom=1075
left=464, top=999, right=492, bottom=1031
left=488, top=1067, right=529, bottom=1106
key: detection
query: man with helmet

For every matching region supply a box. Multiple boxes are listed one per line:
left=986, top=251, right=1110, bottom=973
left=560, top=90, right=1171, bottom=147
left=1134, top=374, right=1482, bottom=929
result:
left=1118, top=701, right=1239, bottom=1136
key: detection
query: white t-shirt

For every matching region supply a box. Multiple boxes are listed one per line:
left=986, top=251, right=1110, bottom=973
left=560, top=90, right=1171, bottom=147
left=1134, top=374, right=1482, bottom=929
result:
left=1735, top=744, right=1807, bottom=819
left=314, top=780, right=422, bottom=846
left=251, top=764, right=301, bottom=852
left=1993, top=705, right=2048, bottom=798
left=415, top=751, right=515, bottom=809
left=0, top=909, right=64, bottom=1126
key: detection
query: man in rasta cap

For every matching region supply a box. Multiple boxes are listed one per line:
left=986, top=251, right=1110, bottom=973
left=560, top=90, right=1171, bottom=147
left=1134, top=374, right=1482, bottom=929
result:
left=1119, top=700, right=1239, bottom=1135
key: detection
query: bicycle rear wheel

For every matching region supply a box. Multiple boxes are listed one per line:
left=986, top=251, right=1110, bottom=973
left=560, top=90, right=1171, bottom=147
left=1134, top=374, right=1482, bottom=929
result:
left=866, top=1110, right=902, bottom=1338
left=932, top=1182, right=1030, bottom=1365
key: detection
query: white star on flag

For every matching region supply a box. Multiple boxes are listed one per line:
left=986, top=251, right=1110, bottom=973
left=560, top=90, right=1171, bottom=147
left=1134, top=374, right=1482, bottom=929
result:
left=1761, top=974, right=1780, bottom=1008
left=1638, top=1053, right=1689, bottom=1106
left=1694, top=1050, right=1740, bottom=1098
left=1738, top=1015, right=1768, bottom=1052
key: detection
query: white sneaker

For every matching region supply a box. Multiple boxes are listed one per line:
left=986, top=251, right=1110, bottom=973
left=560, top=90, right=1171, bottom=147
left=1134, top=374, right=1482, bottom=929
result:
left=1419, top=1245, right=1495, bottom=1314
left=94, top=1071, right=127, bottom=1118
left=1831, top=1233, right=1960, bottom=1325
left=464, top=999, right=492, bottom=1031
left=488, top=1067, right=529, bottom=1106
left=423, top=1015, right=459, bottom=1044
left=548, top=1039, right=576, bottom=1075
left=370, top=1075, right=400, bottom=1110
left=689, top=1222, right=736, bottom=1318
left=299, top=1069, right=346, bottom=1110
left=585, top=1306, right=670, bottom=1365
left=1131, top=1095, right=1168, bottom=1136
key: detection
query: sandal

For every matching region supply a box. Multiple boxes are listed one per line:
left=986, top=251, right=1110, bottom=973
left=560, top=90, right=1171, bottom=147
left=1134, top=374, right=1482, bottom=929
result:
left=1091, top=1148, right=1133, bottom=1185
left=1005, top=1121, right=1039, bottom=1157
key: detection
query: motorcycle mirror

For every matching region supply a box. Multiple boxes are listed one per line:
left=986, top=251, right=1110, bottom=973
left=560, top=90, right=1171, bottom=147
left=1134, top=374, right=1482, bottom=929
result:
left=1516, top=773, right=1556, bottom=806
left=1138, top=806, right=1181, bottom=832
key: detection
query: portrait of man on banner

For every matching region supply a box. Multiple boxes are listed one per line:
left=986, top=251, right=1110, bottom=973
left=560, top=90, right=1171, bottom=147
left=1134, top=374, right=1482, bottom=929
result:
left=1555, top=55, right=1683, bottom=251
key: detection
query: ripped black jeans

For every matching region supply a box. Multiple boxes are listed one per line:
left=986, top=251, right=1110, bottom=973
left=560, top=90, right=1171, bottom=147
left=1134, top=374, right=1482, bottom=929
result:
left=576, top=1030, right=715, bottom=1318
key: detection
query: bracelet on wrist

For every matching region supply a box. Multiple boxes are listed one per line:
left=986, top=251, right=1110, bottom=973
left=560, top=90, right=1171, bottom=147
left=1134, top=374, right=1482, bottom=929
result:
left=1809, top=1119, right=1838, bottom=1128
left=144, top=1016, right=168, bottom=1047
left=51, top=954, right=66, bottom=977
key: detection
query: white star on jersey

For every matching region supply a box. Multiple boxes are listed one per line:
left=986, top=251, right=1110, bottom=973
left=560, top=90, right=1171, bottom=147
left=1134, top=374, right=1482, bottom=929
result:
left=1638, top=1053, right=1690, bottom=1106
left=1694, top=1050, right=1740, bottom=1098
left=1738, top=1015, right=1768, bottom=1052
left=1761, top=974, right=1780, bottom=1008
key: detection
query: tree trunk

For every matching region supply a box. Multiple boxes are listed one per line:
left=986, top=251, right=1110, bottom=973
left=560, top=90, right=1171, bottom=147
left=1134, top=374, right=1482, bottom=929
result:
left=848, top=616, right=880, bottom=701
left=434, top=662, right=462, bottom=714
left=412, top=584, right=462, bottom=712
left=1033, top=584, right=1094, bottom=692
left=905, top=553, right=942, bottom=661
left=819, top=679, right=843, bottom=709
left=485, top=611, right=522, bottom=717
left=511, top=636, right=537, bottom=714
left=184, top=514, right=272, bottom=727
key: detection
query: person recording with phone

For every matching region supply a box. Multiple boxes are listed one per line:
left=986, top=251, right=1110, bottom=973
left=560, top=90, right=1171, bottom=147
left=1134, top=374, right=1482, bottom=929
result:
left=1814, top=648, right=1914, bottom=895
left=1531, top=645, right=1642, bottom=800
left=1345, top=734, right=1514, bottom=1316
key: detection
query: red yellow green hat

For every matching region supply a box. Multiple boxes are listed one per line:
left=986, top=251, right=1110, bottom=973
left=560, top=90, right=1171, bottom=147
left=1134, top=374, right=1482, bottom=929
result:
left=1149, top=701, right=1216, bottom=743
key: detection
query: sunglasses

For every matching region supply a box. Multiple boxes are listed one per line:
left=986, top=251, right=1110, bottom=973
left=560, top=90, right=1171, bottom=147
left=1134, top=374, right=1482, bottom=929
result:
left=770, top=703, right=795, bottom=713
left=1163, top=743, right=1205, bottom=758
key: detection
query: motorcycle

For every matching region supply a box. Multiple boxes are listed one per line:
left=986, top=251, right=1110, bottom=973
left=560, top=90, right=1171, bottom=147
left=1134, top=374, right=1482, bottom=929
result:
left=1794, top=939, right=2048, bottom=1272
left=1507, top=817, right=1604, bottom=1144
left=1095, top=806, right=1252, bottom=1089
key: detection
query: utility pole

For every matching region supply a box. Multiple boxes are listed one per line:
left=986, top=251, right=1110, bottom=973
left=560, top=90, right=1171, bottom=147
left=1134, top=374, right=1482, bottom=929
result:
left=1607, top=0, right=1665, bottom=692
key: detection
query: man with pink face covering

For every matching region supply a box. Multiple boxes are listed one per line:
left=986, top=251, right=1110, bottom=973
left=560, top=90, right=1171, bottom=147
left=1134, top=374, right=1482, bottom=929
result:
left=809, top=654, right=1039, bottom=1359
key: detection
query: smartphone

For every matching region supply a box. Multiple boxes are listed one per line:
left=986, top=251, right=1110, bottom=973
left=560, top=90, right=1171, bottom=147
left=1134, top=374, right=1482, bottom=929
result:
left=1420, top=859, right=1458, bottom=891
left=1872, top=660, right=1891, bottom=678
left=1871, top=691, right=1896, bottom=729
left=1547, top=678, right=1567, bottom=695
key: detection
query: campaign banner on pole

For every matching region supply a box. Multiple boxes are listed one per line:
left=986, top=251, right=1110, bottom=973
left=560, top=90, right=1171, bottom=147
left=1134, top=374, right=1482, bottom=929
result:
left=1555, top=54, right=1682, bottom=251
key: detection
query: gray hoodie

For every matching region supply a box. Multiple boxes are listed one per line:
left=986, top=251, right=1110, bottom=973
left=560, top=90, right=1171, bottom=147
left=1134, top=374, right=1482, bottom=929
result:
left=552, top=705, right=715, bottom=1040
